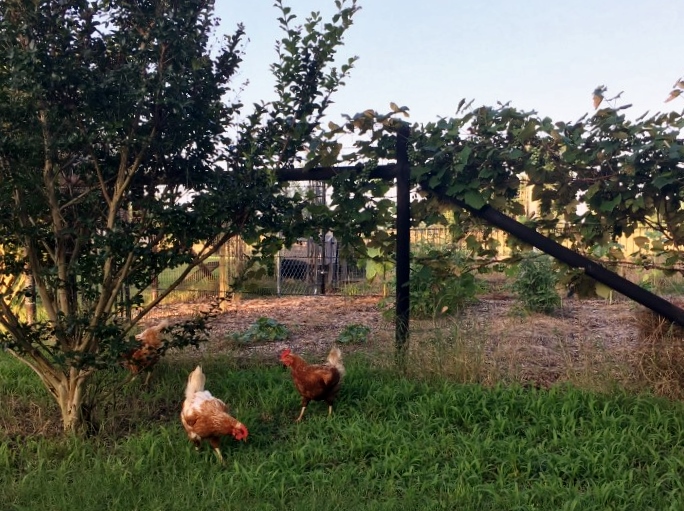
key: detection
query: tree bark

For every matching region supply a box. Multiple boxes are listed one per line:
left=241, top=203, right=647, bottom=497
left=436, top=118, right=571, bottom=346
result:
left=54, top=369, right=88, bottom=433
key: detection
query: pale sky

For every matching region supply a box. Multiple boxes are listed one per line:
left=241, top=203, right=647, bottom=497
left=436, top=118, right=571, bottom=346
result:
left=216, top=1, right=684, bottom=125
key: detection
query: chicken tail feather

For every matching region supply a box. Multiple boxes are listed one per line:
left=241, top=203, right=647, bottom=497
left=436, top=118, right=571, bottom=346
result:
left=185, top=365, right=206, bottom=400
left=135, top=319, right=170, bottom=340
left=327, top=346, right=345, bottom=376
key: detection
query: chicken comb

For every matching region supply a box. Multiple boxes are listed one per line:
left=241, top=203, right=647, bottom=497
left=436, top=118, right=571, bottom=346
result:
left=280, top=348, right=291, bottom=358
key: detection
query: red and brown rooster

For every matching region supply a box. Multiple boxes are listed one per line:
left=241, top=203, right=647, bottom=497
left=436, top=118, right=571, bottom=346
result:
left=280, top=346, right=345, bottom=422
left=180, top=365, right=249, bottom=463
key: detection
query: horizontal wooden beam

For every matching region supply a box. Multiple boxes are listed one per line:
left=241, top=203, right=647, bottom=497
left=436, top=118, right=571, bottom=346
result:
left=275, top=164, right=398, bottom=182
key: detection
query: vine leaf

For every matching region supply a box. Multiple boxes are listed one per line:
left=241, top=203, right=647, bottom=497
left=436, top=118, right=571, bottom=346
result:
left=592, top=85, right=606, bottom=109
left=463, top=190, right=486, bottom=210
left=665, top=89, right=681, bottom=103
left=595, top=282, right=613, bottom=300
left=633, top=236, right=649, bottom=249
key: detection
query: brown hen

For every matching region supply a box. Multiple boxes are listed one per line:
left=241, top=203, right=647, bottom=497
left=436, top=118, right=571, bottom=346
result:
left=180, top=365, right=248, bottom=463
left=122, top=319, right=169, bottom=384
left=280, top=346, right=345, bottom=422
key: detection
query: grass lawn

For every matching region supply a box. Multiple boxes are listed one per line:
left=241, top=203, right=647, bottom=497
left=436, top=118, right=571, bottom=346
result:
left=2, top=352, right=684, bottom=511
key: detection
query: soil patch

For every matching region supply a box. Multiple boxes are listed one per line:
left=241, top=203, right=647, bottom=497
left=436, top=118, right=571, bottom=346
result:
left=147, top=294, right=642, bottom=387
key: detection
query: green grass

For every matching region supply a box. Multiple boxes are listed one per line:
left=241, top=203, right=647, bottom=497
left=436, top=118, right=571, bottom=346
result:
left=2, top=353, right=684, bottom=510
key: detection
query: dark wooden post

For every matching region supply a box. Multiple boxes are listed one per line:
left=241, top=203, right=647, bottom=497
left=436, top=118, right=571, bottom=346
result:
left=124, top=283, right=132, bottom=320
left=395, top=125, right=411, bottom=364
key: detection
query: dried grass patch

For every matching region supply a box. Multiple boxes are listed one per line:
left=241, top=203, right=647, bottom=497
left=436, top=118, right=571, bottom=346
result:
left=139, top=295, right=655, bottom=394
left=632, top=297, right=684, bottom=399
left=1, top=394, right=62, bottom=440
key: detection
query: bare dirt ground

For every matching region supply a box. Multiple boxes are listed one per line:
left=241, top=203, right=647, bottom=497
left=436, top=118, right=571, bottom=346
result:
left=147, top=291, right=643, bottom=388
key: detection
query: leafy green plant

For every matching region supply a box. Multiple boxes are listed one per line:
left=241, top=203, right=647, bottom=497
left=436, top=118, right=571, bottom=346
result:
left=340, top=281, right=378, bottom=296
left=231, top=317, right=290, bottom=344
left=337, top=324, right=370, bottom=344
left=511, top=253, right=561, bottom=314
left=407, top=247, right=481, bottom=320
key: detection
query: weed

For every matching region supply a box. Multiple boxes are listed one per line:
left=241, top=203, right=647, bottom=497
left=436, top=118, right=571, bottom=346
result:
left=405, top=322, right=487, bottom=384
left=336, top=324, right=371, bottom=345
left=410, top=248, right=481, bottom=319
left=230, top=317, right=290, bottom=344
left=381, top=247, right=481, bottom=322
left=510, top=253, right=561, bottom=314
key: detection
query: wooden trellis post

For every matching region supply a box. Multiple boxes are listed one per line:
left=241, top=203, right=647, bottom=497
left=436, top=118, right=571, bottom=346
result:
left=275, top=126, right=412, bottom=362
left=394, top=125, right=411, bottom=362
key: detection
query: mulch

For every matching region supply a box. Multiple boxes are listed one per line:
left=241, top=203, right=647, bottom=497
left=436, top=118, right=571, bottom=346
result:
left=146, top=293, right=644, bottom=386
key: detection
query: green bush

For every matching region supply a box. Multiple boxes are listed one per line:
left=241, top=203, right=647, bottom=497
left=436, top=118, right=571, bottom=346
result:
left=511, top=253, right=561, bottom=314
left=407, top=247, right=481, bottom=319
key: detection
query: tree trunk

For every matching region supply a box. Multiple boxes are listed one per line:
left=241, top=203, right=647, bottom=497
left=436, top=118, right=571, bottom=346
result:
left=54, top=369, right=87, bottom=433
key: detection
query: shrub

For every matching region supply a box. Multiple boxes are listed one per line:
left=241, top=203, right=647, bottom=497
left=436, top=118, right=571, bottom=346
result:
left=408, top=247, right=481, bottom=319
left=511, top=253, right=560, bottom=314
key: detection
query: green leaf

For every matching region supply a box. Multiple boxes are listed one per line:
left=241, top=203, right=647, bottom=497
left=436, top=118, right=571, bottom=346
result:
left=599, top=194, right=622, bottom=212
left=517, top=122, right=537, bottom=141
left=459, top=146, right=472, bottom=164
left=633, top=236, right=649, bottom=248
left=463, top=190, right=486, bottom=210
left=595, top=282, right=613, bottom=300
left=651, top=239, right=665, bottom=251
left=652, top=173, right=676, bottom=189
left=608, top=247, right=625, bottom=260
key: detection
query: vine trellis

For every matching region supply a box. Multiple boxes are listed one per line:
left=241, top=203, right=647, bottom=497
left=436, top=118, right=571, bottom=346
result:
left=277, top=125, right=684, bottom=358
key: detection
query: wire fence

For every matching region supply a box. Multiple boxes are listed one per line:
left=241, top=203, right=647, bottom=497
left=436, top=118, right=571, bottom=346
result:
left=131, top=223, right=666, bottom=305
left=146, top=239, right=385, bottom=303
left=14, top=224, right=675, bottom=320
left=142, top=226, right=505, bottom=303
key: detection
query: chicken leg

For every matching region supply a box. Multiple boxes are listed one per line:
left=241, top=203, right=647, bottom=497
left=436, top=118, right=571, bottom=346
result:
left=295, top=403, right=335, bottom=422
left=143, top=371, right=153, bottom=387
left=209, top=437, right=225, bottom=464
left=295, top=406, right=307, bottom=423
